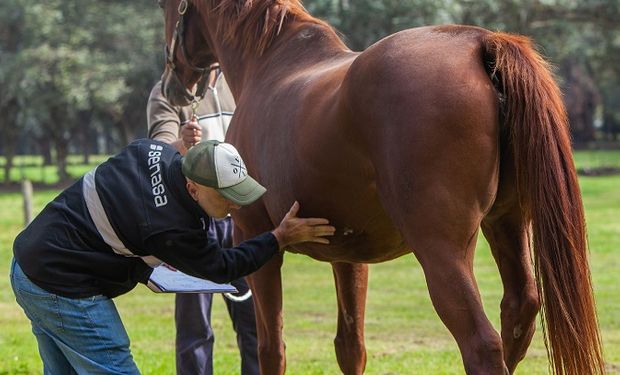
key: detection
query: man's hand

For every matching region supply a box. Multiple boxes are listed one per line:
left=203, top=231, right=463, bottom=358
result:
left=271, top=201, right=336, bottom=249
left=181, top=118, right=202, bottom=149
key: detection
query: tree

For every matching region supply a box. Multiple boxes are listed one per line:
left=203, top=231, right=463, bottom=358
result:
left=0, top=0, right=26, bottom=183
left=1, top=0, right=164, bottom=181
left=2, top=0, right=618, bottom=178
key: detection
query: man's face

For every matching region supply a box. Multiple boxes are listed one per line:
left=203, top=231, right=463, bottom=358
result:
left=186, top=180, right=241, bottom=219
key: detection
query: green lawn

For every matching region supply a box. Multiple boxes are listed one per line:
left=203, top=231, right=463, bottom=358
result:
left=1, top=150, right=619, bottom=185
left=0, top=155, right=619, bottom=374
left=572, top=149, right=620, bottom=169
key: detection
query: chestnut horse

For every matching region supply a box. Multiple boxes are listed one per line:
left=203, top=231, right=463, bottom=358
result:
left=159, top=1, right=604, bottom=374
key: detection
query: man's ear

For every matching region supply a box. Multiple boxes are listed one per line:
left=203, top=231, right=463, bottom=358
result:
left=186, top=181, right=199, bottom=201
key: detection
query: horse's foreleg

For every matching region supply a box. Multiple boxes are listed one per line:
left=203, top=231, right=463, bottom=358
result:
left=247, top=252, right=286, bottom=375
left=481, top=212, right=540, bottom=373
left=331, top=262, right=368, bottom=375
left=416, top=237, right=509, bottom=375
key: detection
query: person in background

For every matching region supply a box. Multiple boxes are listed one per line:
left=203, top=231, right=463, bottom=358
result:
left=147, top=65, right=258, bottom=375
left=11, top=136, right=336, bottom=374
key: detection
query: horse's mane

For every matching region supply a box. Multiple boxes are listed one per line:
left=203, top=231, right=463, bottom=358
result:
left=200, top=0, right=339, bottom=55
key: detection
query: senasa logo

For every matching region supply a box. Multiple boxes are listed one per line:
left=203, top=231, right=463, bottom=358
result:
left=148, top=144, right=168, bottom=207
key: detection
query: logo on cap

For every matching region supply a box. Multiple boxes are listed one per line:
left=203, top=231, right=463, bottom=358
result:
left=214, top=143, right=250, bottom=188
left=231, top=156, right=247, bottom=178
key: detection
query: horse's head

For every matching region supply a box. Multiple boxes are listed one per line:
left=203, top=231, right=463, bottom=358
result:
left=158, top=0, right=338, bottom=103
left=159, top=0, right=216, bottom=106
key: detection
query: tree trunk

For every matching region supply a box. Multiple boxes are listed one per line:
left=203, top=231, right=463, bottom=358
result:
left=1, top=137, right=17, bottom=184
left=55, top=140, right=70, bottom=182
left=79, top=111, right=93, bottom=164
left=39, top=138, right=53, bottom=166
left=3, top=157, right=14, bottom=185
left=603, top=111, right=620, bottom=141
left=117, top=119, right=131, bottom=147
left=562, top=59, right=600, bottom=144
left=0, top=98, right=21, bottom=184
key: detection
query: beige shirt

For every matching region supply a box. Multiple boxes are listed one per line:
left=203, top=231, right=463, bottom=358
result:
left=146, top=71, right=236, bottom=144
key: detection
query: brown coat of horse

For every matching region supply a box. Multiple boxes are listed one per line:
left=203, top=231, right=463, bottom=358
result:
left=159, top=1, right=604, bottom=374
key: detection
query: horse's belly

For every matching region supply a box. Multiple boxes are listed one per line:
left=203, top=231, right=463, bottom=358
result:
left=287, top=217, right=408, bottom=263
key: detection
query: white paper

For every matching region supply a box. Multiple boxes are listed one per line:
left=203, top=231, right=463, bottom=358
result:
left=147, top=265, right=238, bottom=294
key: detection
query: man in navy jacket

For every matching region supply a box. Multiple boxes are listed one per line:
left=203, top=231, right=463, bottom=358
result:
left=10, top=139, right=334, bottom=374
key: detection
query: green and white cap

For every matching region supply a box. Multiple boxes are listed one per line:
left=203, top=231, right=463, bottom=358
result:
left=182, top=140, right=266, bottom=205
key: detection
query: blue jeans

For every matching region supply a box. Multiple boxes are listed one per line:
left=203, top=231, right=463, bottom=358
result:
left=10, top=258, right=140, bottom=374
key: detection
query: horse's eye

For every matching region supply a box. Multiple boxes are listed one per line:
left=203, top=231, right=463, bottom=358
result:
left=157, top=0, right=165, bottom=9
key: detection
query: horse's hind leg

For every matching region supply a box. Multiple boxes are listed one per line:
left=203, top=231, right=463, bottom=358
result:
left=414, top=235, right=509, bottom=374
left=331, top=262, right=368, bottom=375
left=481, top=199, right=540, bottom=373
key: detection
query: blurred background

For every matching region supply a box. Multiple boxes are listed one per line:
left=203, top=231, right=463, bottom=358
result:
left=1, top=2, right=619, bottom=373
left=0, top=0, right=619, bottom=185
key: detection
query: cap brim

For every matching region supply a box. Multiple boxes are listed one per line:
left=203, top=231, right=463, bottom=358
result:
left=217, top=175, right=266, bottom=205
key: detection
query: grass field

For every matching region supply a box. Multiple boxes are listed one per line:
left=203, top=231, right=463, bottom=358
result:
left=0, top=152, right=619, bottom=374
left=0, top=155, right=109, bottom=185
left=572, top=149, right=620, bottom=169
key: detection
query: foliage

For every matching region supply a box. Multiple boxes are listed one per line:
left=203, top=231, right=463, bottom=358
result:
left=1, top=0, right=619, bottom=181
left=0, top=0, right=164, bottom=182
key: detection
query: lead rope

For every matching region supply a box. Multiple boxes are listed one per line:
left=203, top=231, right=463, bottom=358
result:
left=190, top=98, right=200, bottom=122
left=211, top=70, right=225, bottom=131
left=183, top=99, right=200, bottom=150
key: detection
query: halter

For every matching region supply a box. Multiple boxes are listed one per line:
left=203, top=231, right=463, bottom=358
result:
left=165, top=0, right=216, bottom=106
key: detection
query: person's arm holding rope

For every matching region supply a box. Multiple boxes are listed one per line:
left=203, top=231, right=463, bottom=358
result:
left=146, top=80, right=192, bottom=153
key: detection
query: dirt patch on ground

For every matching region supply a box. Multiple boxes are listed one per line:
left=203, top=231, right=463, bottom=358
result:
left=606, top=362, right=620, bottom=374
left=578, top=167, right=620, bottom=176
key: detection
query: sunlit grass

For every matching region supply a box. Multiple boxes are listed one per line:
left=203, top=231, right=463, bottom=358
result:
left=0, top=152, right=618, bottom=374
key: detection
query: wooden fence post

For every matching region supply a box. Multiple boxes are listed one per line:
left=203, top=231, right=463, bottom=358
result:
left=22, top=179, right=33, bottom=226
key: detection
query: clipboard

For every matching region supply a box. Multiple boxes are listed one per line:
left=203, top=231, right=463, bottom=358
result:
left=147, top=265, right=238, bottom=294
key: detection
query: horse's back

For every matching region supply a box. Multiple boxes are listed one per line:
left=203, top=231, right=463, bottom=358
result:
left=343, top=25, right=496, bottom=124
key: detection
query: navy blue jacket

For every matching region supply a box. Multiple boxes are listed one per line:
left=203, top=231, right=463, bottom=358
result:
left=13, top=139, right=277, bottom=298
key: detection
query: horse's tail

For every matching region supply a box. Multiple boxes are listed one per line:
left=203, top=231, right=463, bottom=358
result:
left=482, top=32, right=605, bottom=375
